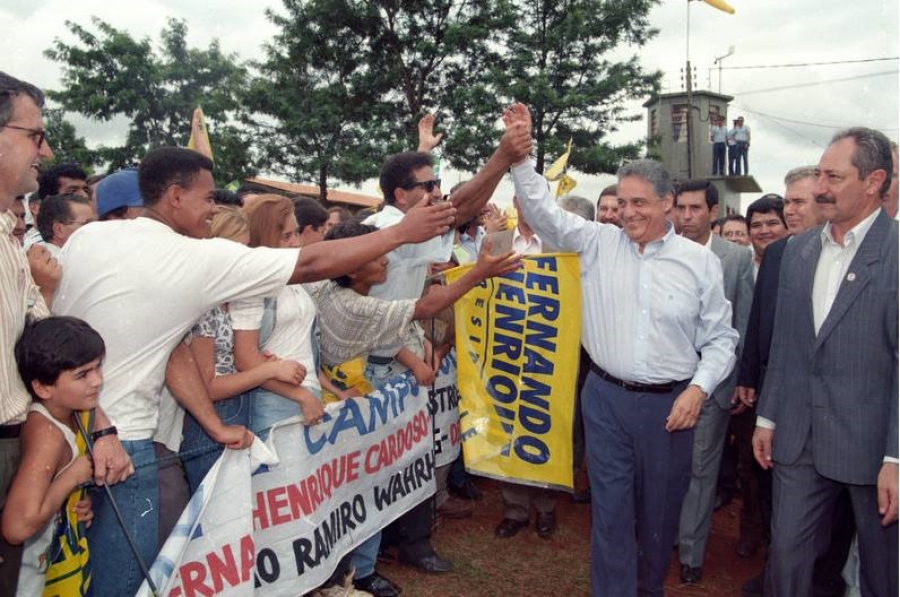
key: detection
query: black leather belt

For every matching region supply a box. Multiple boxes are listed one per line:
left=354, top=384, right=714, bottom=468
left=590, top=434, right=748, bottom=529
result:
left=367, top=355, right=395, bottom=366
left=590, top=362, right=684, bottom=394
left=0, top=424, right=22, bottom=439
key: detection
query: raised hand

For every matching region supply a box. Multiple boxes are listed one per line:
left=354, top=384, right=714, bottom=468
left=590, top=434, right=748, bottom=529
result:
left=473, top=238, right=523, bottom=279
left=27, top=244, right=61, bottom=295
left=417, top=113, right=444, bottom=153
left=396, top=194, right=457, bottom=243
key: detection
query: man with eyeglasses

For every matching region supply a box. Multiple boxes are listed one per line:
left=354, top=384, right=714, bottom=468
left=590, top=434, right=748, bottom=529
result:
left=746, top=194, right=788, bottom=280
left=0, top=71, right=132, bottom=595
left=34, top=193, right=96, bottom=256
left=24, top=163, right=91, bottom=249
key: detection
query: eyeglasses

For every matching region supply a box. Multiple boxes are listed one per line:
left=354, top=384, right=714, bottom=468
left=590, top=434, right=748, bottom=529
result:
left=404, top=179, right=441, bottom=193
left=3, top=124, right=47, bottom=149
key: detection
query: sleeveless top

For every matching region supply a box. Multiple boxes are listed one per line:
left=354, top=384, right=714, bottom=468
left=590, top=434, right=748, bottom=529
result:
left=16, top=403, right=81, bottom=597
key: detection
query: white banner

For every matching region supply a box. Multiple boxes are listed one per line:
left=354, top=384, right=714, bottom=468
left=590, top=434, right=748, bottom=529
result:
left=428, top=349, right=461, bottom=469
left=139, top=375, right=436, bottom=597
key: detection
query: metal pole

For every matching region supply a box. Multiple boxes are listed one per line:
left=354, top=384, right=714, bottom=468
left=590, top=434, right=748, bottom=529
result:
left=685, top=0, right=694, bottom=178
left=73, top=413, right=159, bottom=597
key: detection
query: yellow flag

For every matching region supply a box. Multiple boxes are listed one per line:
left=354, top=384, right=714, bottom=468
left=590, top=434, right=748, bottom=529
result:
left=556, top=174, right=577, bottom=198
left=702, top=0, right=735, bottom=14
left=544, top=138, right=573, bottom=181
left=187, top=107, right=214, bottom=162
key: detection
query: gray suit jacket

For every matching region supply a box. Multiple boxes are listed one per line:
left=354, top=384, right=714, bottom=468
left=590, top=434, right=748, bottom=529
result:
left=709, top=234, right=754, bottom=409
left=758, top=210, right=898, bottom=484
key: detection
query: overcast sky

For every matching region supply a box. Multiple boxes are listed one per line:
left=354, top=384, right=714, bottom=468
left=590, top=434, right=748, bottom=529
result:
left=3, top=0, right=898, bottom=211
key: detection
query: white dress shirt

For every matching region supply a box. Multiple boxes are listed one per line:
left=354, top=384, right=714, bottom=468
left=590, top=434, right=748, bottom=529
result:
left=512, top=227, right=543, bottom=256
left=511, top=160, right=738, bottom=395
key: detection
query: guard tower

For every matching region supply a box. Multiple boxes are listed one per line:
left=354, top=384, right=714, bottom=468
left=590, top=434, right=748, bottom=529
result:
left=644, top=90, right=761, bottom=215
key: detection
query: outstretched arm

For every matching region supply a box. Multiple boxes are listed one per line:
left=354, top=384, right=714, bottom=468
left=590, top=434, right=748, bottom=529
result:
left=413, top=239, right=521, bottom=320
left=449, top=111, right=533, bottom=225
left=289, top=199, right=456, bottom=284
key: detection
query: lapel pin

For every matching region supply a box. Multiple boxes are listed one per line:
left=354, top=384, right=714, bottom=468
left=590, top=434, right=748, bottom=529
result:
left=847, top=272, right=856, bottom=282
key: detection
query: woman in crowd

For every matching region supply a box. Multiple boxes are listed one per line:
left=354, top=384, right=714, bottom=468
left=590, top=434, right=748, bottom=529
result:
left=232, top=196, right=324, bottom=440
left=179, top=208, right=306, bottom=490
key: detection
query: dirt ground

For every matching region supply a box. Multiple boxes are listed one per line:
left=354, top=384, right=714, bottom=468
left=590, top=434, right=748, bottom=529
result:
left=376, top=478, right=763, bottom=597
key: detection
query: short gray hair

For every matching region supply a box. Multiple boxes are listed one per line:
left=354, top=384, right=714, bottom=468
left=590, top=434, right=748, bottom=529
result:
left=783, top=166, right=817, bottom=187
left=0, top=72, right=44, bottom=128
left=616, top=159, right=673, bottom=200
left=559, top=194, right=595, bottom=221
left=830, top=127, right=893, bottom=198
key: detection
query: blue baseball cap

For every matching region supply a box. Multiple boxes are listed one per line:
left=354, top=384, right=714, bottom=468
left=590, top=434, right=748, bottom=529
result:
left=96, top=168, right=143, bottom=217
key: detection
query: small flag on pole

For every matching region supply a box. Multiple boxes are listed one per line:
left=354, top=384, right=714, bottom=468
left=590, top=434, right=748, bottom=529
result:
left=701, top=0, right=735, bottom=14
left=187, top=107, right=214, bottom=162
left=544, top=138, right=573, bottom=181
left=556, top=174, right=577, bottom=198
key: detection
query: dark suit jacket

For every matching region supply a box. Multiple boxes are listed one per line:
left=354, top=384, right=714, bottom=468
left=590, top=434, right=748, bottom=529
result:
left=737, top=236, right=789, bottom=391
left=758, top=211, right=898, bottom=484
left=709, top=235, right=754, bottom=409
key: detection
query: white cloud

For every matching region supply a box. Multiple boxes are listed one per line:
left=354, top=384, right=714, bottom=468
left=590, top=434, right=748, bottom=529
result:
left=3, top=0, right=897, bottom=211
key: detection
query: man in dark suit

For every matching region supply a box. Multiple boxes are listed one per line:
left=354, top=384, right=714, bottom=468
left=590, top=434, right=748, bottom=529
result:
left=736, top=166, right=857, bottom=597
left=674, top=180, right=754, bottom=583
left=753, top=128, right=898, bottom=597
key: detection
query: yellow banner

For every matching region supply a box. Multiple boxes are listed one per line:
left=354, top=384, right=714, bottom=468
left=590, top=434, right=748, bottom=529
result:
left=446, top=254, right=581, bottom=490
left=42, top=410, right=92, bottom=596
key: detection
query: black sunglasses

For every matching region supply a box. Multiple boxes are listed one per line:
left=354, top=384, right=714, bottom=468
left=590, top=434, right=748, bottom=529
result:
left=404, top=179, right=441, bottom=193
left=3, top=124, right=47, bottom=149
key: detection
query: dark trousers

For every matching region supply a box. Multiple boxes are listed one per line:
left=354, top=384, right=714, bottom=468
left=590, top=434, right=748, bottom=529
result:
left=766, top=439, right=898, bottom=597
left=381, top=498, right=435, bottom=561
left=736, top=141, right=749, bottom=174
left=712, top=142, right=726, bottom=175
left=732, top=407, right=771, bottom=543
left=582, top=373, right=693, bottom=597
left=728, top=144, right=737, bottom=175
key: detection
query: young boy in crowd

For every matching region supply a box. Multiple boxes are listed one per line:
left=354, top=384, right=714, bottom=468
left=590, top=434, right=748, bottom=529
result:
left=4, top=317, right=104, bottom=596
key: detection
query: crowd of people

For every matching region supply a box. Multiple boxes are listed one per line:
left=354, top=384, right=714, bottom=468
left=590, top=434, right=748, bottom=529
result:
left=0, top=69, right=897, bottom=597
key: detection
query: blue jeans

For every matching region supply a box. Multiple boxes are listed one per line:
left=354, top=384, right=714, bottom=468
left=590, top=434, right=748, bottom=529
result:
left=180, top=393, right=250, bottom=494
left=88, top=439, right=158, bottom=597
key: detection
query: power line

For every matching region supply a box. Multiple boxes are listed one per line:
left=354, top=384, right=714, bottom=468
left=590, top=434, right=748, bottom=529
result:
left=733, top=106, right=898, bottom=131
left=735, top=70, right=898, bottom=97
left=721, top=56, right=898, bottom=70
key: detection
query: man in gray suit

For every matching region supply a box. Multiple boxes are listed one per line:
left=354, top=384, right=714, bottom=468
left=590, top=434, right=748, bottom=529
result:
left=754, top=127, right=898, bottom=597
left=674, top=179, right=754, bottom=583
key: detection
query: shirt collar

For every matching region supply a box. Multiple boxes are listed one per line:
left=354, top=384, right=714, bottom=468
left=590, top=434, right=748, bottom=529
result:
left=0, top=210, right=14, bottom=236
left=820, top=208, right=880, bottom=249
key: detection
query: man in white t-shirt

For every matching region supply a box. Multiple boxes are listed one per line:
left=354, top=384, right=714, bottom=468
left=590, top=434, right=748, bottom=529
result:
left=52, top=146, right=459, bottom=597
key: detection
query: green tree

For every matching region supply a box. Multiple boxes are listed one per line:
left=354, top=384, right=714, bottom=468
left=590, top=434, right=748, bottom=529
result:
left=498, top=0, right=662, bottom=173
left=43, top=109, right=101, bottom=171
left=44, top=17, right=256, bottom=184
left=249, top=0, right=401, bottom=200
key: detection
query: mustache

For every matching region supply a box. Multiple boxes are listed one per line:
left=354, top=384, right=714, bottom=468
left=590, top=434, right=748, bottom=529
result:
left=814, top=195, right=836, bottom=204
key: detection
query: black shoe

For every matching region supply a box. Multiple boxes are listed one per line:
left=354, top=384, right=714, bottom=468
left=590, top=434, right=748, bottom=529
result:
left=571, top=488, right=591, bottom=503
left=448, top=478, right=483, bottom=500
left=398, top=552, right=453, bottom=574
left=741, top=572, right=763, bottom=597
left=495, top=517, right=528, bottom=538
left=535, top=512, right=557, bottom=539
left=680, top=564, right=702, bottom=584
left=353, top=571, right=402, bottom=597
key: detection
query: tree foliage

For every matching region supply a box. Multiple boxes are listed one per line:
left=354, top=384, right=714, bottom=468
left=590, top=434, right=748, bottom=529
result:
left=43, top=109, right=100, bottom=171
left=497, top=0, right=662, bottom=172
left=44, top=18, right=255, bottom=184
